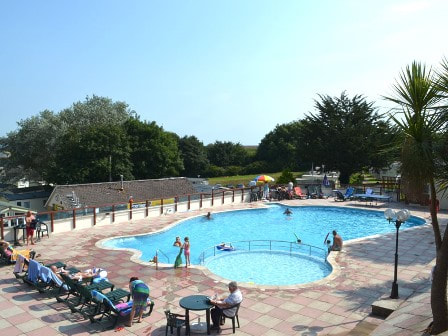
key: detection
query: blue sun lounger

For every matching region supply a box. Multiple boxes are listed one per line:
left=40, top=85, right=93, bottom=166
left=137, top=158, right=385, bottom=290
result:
left=353, top=188, right=391, bottom=205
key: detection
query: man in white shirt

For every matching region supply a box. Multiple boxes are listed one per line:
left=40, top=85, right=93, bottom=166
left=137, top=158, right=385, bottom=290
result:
left=209, top=281, right=243, bottom=330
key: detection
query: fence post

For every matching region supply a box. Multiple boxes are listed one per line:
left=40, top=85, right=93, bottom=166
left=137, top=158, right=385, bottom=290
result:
left=188, top=195, right=191, bottom=210
left=222, top=191, right=225, bottom=204
left=72, top=209, right=76, bottom=229
left=174, top=197, right=178, bottom=212
left=0, top=217, right=3, bottom=240
left=232, top=190, right=235, bottom=202
left=241, top=188, right=244, bottom=202
left=160, top=199, right=164, bottom=215
left=112, top=204, right=115, bottom=222
left=211, top=190, right=214, bottom=206
left=200, top=193, right=203, bottom=208
left=50, top=212, right=54, bottom=233
left=93, top=207, right=96, bottom=226
left=145, top=200, right=149, bottom=217
left=129, top=203, right=133, bottom=220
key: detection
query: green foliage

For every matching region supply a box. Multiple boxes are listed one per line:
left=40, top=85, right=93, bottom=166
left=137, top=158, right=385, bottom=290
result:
left=205, top=165, right=226, bottom=177
left=276, top=169, right=295, bottom=184
left=241, top=160, right=270, bottom=175
left=385, top=60, right=448, bottom=333
left=256, top=122, right=302, bottom=171
left=49, top=124, right=133, bottom=184
left=349, top=172, right=364, bottom=185
left=125, top=118, right=183, bottom=179
left=296, top=92, right=396, bottom=184
left=178, top=136, right=209, bottom=177
left=206, top=141, right=249, bottom=167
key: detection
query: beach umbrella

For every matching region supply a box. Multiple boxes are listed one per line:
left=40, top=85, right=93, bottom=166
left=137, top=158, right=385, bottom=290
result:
left=254, top=175, right=275, bottom=183
left=322, top=174, right=330, bottom=187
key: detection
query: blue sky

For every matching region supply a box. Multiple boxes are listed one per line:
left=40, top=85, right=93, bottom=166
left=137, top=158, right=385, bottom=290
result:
left=1, top=0, right=447, bottom=145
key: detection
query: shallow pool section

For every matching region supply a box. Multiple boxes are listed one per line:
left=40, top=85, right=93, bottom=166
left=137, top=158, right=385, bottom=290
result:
left=205, top=250, right=332, bottom=285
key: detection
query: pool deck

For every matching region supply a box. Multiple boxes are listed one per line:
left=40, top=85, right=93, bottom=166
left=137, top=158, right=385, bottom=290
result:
left=1, top=198, right=447, bottom=335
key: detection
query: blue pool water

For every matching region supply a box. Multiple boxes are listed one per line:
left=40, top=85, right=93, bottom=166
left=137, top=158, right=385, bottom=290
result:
left=103, top=204, right=424, bottom=264
left=205, top=250, right=332, bottom=285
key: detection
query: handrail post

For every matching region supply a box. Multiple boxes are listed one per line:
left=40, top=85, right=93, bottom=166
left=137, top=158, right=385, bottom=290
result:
left=232, top=190, right=235, bottom=202
left=112, top=204, right=115, bottom=222
left=72, top=209, right=76, bottom=229
left=211, top=190, right=214, bottom=206
left=222, top=191, right=225, bottom=204
left=0, top=217, right=4, bottom=240
left=160, top=199, right=164, bottom=215
left=241, top=188, right=244, bottom=202
left=188, top=195, right=191, bottom=210
left=50, top=212, right=54, bottom=232
left=175, top=197, right=178, bottom=212
left=200, top=193, right=203, bottom=208
left=93, top=207, right=96, bottom=226
left=145, top=200, right=149, bottom=217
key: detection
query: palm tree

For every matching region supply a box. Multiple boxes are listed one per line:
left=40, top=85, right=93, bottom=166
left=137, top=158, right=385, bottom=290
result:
left=384, top=61, right=448, bottom=334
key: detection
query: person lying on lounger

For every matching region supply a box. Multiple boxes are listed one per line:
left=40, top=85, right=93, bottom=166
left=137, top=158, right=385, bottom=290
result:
left=1, top=240, right=36, bottom=263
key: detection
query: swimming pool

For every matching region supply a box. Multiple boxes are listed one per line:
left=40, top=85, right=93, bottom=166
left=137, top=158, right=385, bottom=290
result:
left=102, top=205, right=425, bottom=284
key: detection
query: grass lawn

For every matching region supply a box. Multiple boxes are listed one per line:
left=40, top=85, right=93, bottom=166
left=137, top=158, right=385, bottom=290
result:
left=208, top=172, right=303, bottom=186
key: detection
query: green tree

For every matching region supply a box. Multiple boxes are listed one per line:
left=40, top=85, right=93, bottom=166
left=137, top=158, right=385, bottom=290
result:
left=256, top=122, right=302, bottom=172
left=206, top=141, right=249, bottom=167
left=0, top=110, right=65, bottom=182
left=125, top=118, right=183, bottom=179
left=49, top=124, right=133, bottom=184
left=297, top=92, right=396, bottom=184
left=385, top=61, right=448, bottom=334
left=178, top=136, right=209, bottom=177
left=0, top=96, right=134, bottom=184
left=277, top=169, right=295, bottom=184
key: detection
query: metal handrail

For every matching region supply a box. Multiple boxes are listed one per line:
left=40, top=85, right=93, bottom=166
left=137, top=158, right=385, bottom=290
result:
left=156, top=249, right=170, bottom=263
left=199, top=239, right=328, bottom=265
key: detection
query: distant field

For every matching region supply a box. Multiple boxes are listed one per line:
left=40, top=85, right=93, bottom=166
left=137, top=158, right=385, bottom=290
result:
left=208, top=172, right=303, bottom=186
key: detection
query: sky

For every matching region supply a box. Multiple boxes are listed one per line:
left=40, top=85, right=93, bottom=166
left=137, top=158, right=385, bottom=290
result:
left=1, top=0, right=447, bottom=145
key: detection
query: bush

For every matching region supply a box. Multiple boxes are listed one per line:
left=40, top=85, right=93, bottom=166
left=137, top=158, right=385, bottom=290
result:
left=277, top=169, right=295, bottom=184
left=349, top=172, right=363, bottom=185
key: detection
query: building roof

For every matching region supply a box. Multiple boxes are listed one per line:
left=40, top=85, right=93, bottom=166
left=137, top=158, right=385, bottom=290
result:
left=1, top=190, right=52, bottom=201
left=46, top=177, right=197, bottom=210
left=0, top=200, right=32, bottom=214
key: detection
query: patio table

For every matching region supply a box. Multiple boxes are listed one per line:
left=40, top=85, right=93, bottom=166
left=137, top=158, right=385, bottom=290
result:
left=180, top=294, right=213, bottom=335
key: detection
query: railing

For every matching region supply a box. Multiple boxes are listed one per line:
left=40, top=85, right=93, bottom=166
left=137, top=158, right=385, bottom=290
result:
left=154, top=249, right=170, bottom=270
left=199, top=239, right=328, bottom=265
left=1, top=186, right=265, bottom=240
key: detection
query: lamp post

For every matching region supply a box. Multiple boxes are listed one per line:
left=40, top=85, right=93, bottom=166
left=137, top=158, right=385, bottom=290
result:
left=384, top=208, right=411, bottom=299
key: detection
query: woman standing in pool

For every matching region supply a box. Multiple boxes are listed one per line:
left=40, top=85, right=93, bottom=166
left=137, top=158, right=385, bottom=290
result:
left=183, top=237, right=190, bottom=267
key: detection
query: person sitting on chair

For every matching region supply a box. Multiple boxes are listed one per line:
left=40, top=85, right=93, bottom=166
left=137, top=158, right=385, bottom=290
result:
left=210, top=281, right=243, bottom=331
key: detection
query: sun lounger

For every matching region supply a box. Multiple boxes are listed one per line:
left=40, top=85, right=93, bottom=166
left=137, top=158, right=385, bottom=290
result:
left=90, top=289, right=154, bottom=329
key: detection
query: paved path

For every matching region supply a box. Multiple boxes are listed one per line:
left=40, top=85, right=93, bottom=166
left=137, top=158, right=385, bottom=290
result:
left=0, top=199, right=446, bottom=335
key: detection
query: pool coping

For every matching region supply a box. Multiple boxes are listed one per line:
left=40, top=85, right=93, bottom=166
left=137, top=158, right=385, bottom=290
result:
left=96, top=204, right=429, bottom=291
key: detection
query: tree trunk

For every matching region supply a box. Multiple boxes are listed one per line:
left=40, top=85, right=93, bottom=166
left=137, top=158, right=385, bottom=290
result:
left=431, top=245, right=448, bottom=334
left=429, top=180, right=448, bottom=334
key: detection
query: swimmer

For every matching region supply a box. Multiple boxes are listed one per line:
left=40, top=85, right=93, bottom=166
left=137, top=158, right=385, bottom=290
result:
left=284, top=208, right=292, bottom=215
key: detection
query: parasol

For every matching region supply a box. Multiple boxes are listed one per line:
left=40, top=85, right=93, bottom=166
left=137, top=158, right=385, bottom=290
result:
left=254, top=175, right=275, bottom=183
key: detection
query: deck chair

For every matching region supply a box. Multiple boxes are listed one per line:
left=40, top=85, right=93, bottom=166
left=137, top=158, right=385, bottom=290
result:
left=23, top=260, right=64, bottom=294
left=36, top=221, right=50, bottom=241
left=91, top=290, right=154, bottom=329
left=221, top=302, right=242, bottom=333
left=164, top=310, right=186, bottom=336
left=344, top=187, right=355, bottom=199
left=294, top=187, right=307, bottom=199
